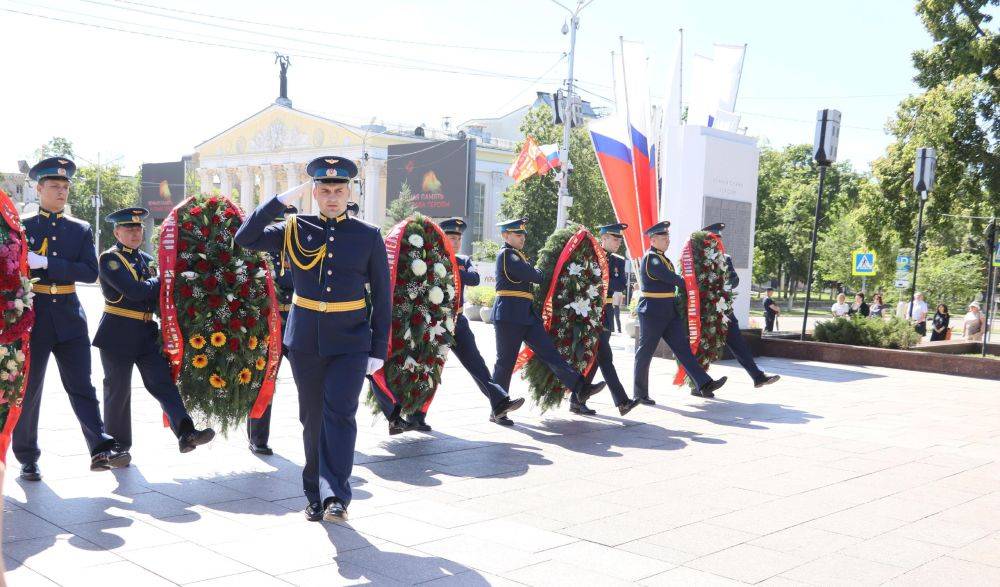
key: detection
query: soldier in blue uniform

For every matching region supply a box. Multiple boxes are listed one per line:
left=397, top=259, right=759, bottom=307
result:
left=440, top=218, right=525, bottom=426
left=702, top=223, right=780, bottom=389
left=235, top=155, right=390, bottom=523
left=247, top=205, right=297, bottom=456
left=14, top=157, right=130, bottom=481
left=633, top=221, right=728, bottom=403
left=576, top=223, right=640, bottom=416
left=94, top=207, right=215, bottom=456
left=490, top=219, right=606, bottom=411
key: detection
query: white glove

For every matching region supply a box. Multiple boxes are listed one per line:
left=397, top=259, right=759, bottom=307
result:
left=276, top=181, right=311, bottom=205
left=27, top=252, right=48, bottom=269
left=366, top=357, right=384, bottom=375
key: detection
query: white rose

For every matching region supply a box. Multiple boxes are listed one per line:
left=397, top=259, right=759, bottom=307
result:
left=181, top=271, right=197, bottom=280
left=411, top=259, right=427, bottom=276
left=445, top=316, right=455, bottom=331
left=408, top=234, right=424, bottom=248
left=0, top=347, right=8, bottom=357
left=428, top=286, right=444, bottom=305
left=5, top=359, right=16, bottom=371
left=433, top=263, right=446, bottom=278
left=15, top=350, right=25, bottom=362
left=447, top=284, right=455, bottom=299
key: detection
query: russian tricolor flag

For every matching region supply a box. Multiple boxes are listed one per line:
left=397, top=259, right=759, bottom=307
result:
left=589, top=115, right=643, bottom=260
left=621, top=40, right=658, bottom=248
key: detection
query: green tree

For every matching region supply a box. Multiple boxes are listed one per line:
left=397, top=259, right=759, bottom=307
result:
left=34, top=137, right=75, bottom=160
left=916, top=246, right=985, bottom=308
left=498, top=106, right=615, bottom=259
left=383, top=181, right=416, bottom=232
left=68, top=164, right=140, bottom=250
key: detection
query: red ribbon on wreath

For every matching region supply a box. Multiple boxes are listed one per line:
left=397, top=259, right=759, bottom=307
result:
left=513, top=228, right=608, bottom=379
left=370, top=217, right=461, bottom=413
left=0, top=188, right=33, bottom=463
left=673, top=232, right=727, bottom=386
left=159, top=197, right=282, bottom=422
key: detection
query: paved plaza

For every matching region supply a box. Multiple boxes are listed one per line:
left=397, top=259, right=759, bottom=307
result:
left=3, top=285, right=1000, bottom=586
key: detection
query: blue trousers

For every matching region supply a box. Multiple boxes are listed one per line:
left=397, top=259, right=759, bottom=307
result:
left=288, top=350, right=367, bottom=506
left=453, top=314, right=508, bottom=409
left=247, top=337, right=288, bottom=446
left=633, top=313, right=711, bottom=399
left=585, top=329, right=630, bottom=406
left=100, top=348, right=191, bottom=451
left=726, top=313, right=764, bottom=381
left=492, top=318, right=582, bottom=394
left=14, top=334, right=114, bottom=463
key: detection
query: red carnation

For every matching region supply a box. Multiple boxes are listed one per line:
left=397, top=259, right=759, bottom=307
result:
left=219, top=251, right=232, bottom=264
left=176, top=259, right=189, bottom=272
left=180, top=285, right=193, bottom=298
left=208, top=295, right=222, bottom=308
left=240, top=284, right=250, bottom=297
left=195, top=260, right=211, bottom=273
left=229, top=318, right=243, bottom=331
left=213, top=321, right=224, bottom=332
left=200, top=227, right=211, bottom=238
left=227, top=338, right=240, bottom=352
left=410, top=314, right=422, bottom=326
left=196, top=243, right=206, bottom=253
left=204, top=275, right=219, bottom=290
left=186, top=306, right=196, bottom=318
left=208, top=197, right=219, bottom=205
left=223, top=272, right=237, bottom=285
left=224, top=208, right=239, bottom=218
left=182, top=221, right=194, bottom=231
left=228, top=300, right=241, bottom=313
left=246, top=316, right=258, bottom=328
left=178, top=241, right=188, bottom=252
left=190, top=205, right=203, bottom=215
left=392, top=319, right=402, bottom=330
left=409, top=373, right=419, bottom=382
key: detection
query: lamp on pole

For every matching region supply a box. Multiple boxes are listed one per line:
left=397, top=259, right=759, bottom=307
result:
left=907, top=147, right=936, bottom=324
left=801, top=109, right=841, bottom=341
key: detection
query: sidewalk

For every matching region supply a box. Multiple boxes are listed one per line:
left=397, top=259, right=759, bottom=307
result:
left=4, top=287, right=1000, bottom=585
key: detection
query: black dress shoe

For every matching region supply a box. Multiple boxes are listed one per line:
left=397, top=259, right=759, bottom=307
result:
left=492, top=397, right=525, bottom=420
left=575, top=381, right=607, bottom=404
left=569, top=400, right=597, bottom=415
left=617, top=398, right=640, bottom=416
left=699, top=376, right=728, bottom=397
left=410, top=414, right=432, bottom=432
left=490, top=414, right=515, bottom=426
left=304, top=502, right=323, bottom=522
left=691, top=388, right=713, bottom=398
left=323, top=498, right=348, bottom=522
left=107, top=448, right=132, bottom=469
left=179, top=428, right=216, bottom=453
left=635, top=396, right=656, bottom=406
left=754, top=374, right=781, bottom=388
left=248, top=443, right=274, bottom=456
left=20, top=462, right=41, bottom=482
left=388, top=416, right=407, bottom=435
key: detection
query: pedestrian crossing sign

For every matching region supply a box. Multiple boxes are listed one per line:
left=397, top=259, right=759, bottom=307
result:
left=852, top=250, right=877, bottom=276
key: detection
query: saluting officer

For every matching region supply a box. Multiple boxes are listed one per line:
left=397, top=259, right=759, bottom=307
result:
left=633, top=221, right=727, bottom=402
left=247, top=205, right=297, bottom=456
left=235, top=156, right=390, bottom=523
left=14, top=158, right=129, bottom=480
left=94, top=208, right=215, bottom=456
left=702, top=223, right=780, bottom=389
left=440, top=217, right=524, bottom=426
left=491, top=218, right=606, bottom=412
left=576, top=223, right=639, bottom=416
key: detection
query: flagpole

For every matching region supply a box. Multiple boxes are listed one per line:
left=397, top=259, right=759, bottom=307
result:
left=555, top=0, right=593, bottom=229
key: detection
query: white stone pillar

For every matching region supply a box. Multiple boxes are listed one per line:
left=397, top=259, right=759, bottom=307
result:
left=284, top=162, right=309, bottom=214
left=219, top=168, right=232, bottom=199
left=363, top=158, right=382, bottom=224
left=238, top=165, right=253, bottom=211
left=261, top=164, right=277, bottom=201
left=197, top=168, right=214, bottom=195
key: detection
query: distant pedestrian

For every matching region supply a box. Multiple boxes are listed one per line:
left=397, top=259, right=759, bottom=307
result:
left=831, top=293, right=850, bottom=317
left=848, top=293, right=870, bottom=318
left=762, top=287, right=780, bottom=332
left=869, top=293, right=886, bottom=318
left=964, top=302, right=985, bottom=341
left=909, top=292, right=929, bottom=337
left=930, top=304, right=950, bottom=341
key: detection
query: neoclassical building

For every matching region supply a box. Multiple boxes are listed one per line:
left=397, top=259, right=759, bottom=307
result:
left=193, top=102, right=518, bottom=247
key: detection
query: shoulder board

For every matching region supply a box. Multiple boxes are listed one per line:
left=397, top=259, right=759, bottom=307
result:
left=65, top=215, right=91, bottom=229
left=20, top=213, right=40, bottom=222
left=100, top=247, right=117, bottom=258
left=612, top=253, right=625, bottom=261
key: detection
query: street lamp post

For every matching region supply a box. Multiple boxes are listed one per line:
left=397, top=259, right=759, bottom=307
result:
left=801, top=109, right=841, bottom=341
left=907, top=148, right=936, bottom=323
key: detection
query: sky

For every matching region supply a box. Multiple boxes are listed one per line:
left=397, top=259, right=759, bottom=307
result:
left=0, top=0, right=932, bottom=174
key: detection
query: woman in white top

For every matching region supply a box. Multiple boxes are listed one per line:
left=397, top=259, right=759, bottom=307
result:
left=831, top=293, right=851, bottom=317
left=964, top=302, right=985, bottom=341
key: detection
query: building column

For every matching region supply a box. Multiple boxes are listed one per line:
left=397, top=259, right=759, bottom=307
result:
left=284, top=162, right=309, bottom=214
left=261, top=164, right=277, bottom=201
left=363, top=158, right=382, bottom=224
left=219, top=168, right=232, bottom=199
left=198, top=167, right=215, bottom=194
left=237, top=165, right=253, bottom=211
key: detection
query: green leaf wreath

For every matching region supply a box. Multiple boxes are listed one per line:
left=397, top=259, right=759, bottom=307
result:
left=675, top=231, right=732, bottom=388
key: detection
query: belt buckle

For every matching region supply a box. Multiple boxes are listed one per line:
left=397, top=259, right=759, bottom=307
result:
left=50, top=284, right=58, bottom=295
left=317, top=301, right=328, bottom=312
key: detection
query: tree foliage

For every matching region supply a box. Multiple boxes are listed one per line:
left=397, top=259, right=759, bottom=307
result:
left=383, top=182, right=416, bottom=232
left=69, top=163, right=141, bottom=250
left=34, top=137, right=75, bottom=161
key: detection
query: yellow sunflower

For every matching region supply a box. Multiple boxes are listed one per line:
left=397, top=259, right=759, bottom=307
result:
left=238, top=368, right=252, bottom=384
left=255, top=357, right=266, bottom=370
left=210, top=332, right=227, bottom=347
left=191, top=354, right=208, bottom=368
left=209, top=374, right=226, bottom=389
left=189, top=334, right=206, bottom=350
left=248, top=336, right=259, bottom=350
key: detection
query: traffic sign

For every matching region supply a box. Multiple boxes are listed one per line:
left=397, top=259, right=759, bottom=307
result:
left=852, top=250, right=877, bottom=276
left=894, top=278, right=910, bottom=289
left=895, top=254, right=911, bottom=273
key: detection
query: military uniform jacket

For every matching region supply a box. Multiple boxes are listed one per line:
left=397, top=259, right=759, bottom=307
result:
left=235, top=198, right=390, bottom=359
left=93, top=243, right=161, bottom=355
left=268, top=250, right=294, bottom=318
left=455, top=254, right=479, bottom=307
left=23, top=210, right=99, bottom=343
left=491, top=244, right=542, bottom=325
left=608, top=253, right=627, bottom=298
left=637, top=247, right=686, bottom=320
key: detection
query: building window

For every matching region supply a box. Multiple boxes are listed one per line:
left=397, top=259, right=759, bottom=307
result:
left=470, top=182, right=486, bottom=243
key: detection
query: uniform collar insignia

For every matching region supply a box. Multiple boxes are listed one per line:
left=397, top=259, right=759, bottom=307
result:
left=39, top=208, right=64, bottom=219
